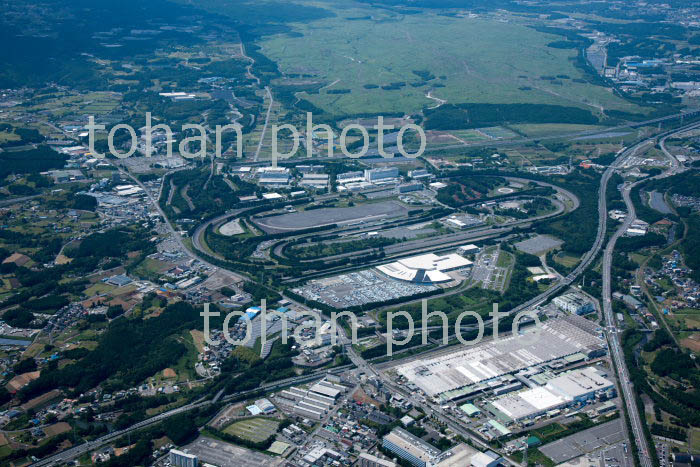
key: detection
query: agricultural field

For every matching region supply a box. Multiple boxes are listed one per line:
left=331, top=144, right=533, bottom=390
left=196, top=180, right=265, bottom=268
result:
left=256, top=2, right=643, bottom=118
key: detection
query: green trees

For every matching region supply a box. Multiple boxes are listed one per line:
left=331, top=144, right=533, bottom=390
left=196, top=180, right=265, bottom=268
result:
left=0, top=145, right=67, bottom=179
left=650, top=348, right=696, bottom=379
left=19, top=301, right=202, bottom=401
left=424, top=103, right=598, bottom=130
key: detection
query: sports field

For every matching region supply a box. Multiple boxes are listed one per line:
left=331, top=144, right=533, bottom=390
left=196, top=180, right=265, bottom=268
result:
left=258, top=2, right=642, bottom=117
left=223, top=417, right=279, bottom=443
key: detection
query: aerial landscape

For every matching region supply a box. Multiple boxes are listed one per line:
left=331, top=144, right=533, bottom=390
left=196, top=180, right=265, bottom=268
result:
left=0, top=0, right=700, bottom=466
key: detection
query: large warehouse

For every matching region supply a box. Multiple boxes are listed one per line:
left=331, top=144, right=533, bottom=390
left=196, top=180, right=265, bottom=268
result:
left=488, top=366, right=615, bottom=422
left=376, top=253, right=472, bottom=284
left=396, top=315, right=605, bottom=398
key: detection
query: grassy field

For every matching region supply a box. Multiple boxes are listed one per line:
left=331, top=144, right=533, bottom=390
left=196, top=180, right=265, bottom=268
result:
left=223, top=417, right=279, bottom=443
left=509, top=123, right=607, bottom=137
left=257, top=2, right=642, bottom=118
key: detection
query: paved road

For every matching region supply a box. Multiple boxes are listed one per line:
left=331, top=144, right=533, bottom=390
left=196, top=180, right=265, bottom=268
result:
left=230, top=108, right=700, bottom=168
left=30, top=365, right=350, bottom=466
left=254, top=86, right=273, bottom=163
left=116, top=163, right=247, bottom=284
left=598, top=122, right=695, bottom=467
left=0, top=194, right=41, bottom=207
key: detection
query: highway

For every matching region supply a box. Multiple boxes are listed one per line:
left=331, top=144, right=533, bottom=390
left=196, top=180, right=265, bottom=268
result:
left=227, top=108, right=700, bottom=168
left=598, top=122, right=695, bottom=467
left=599, top=122, right=697, bottom=467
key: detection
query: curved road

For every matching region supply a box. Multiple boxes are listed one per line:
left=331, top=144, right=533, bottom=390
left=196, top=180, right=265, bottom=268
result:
left=600, top=122, right=694, bottom=467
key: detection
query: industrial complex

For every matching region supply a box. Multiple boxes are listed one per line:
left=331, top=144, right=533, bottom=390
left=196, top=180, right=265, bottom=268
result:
left=487, top=366, right=615, bottom=423
left=396, top=315, right=605, bottom=399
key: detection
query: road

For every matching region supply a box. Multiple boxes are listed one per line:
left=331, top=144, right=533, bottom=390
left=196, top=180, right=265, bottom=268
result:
left=227, top=108, right=700, bottom=168
left=30, top=365, right=350, bottom=466
left=254, top=86, right=274, bottom=162
left=598, top=122, right=695, bottom=467
left=115, top=163, right=247, bottom=284
left=347, top=121, right=697, bottom=467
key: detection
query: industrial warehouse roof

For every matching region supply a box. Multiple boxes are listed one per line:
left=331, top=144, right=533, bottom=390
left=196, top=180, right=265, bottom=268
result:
left=396, top=315, right=604, bottom=397
left=376, top=253, right=471, bottom=284
left=490, top=366, right=613, bottom=421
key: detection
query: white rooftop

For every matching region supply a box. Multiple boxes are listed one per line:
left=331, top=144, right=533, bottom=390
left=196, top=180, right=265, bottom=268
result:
left=376, top=253, right=471, bottom=284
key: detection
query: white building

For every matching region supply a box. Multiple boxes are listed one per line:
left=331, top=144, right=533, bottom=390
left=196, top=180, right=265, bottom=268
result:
left=376, top=253, right=472, bottom=284
left=489, top=366, right=614, bottom=422
left=359, top=452, right=397, bottom=467
left=458, top=244, right=480, bottom=255
left=365, top=167, right=399, bottom=183
left=300, top=173, right=330, bottom=189
left=337, top=171, right=365, bottom=183
left=169, top=449, right=198, bottom=467
left=471, top=452, right=500, bottom=467
left=409, top=169, right=433, bottom=180
left=553, top=293, right=595, bottom=315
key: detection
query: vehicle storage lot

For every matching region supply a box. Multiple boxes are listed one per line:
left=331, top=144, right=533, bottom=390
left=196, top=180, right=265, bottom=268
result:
left=184, top=436, right=283, bottom=467
left=540, top=419, right=625, bottom=464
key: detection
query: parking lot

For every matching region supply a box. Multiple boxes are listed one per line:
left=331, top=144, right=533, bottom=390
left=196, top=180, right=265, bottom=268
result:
left=471, top=248, right=508, bottom=291
left=292, top=269, right=437, bottom=308
left=183, top=436, right=283, bottom=467
left=540, top=419, right=626, bottom=464
left=514, top=234, right=563, bottom=255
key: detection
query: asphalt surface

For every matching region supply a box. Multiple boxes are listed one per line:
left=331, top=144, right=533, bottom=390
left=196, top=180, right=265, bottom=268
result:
left=598, top=122, right=695, bottom=467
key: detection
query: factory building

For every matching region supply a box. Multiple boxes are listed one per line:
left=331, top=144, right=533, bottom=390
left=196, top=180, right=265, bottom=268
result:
left=397, top=182, right=423, bottom=193
left=397, top=315, right=606, bottom=399
left=365, top=167, right=399, bottom=183
left=470, top=452, right=501, bottom=467
left=488, top=366, right=615, bottom=423
left=382, top=428, right=442, bottom=467
left=169, top=449, right=198, bottom=467
left=444, top=214, right=484, bottom=229
left=337, top=171, right=365, bottom=183
left=300, top=173, right=330, bottom=189
left=296, top=165, right=325, bottom=174
left=274, top=378, right=346, bottom=421
left=457, top=244, right=481, bottom=256
left=553, top=293, right=595, bottom=315
left=409, top=169, right=433, bottom=180
left=258, top=170, right=291, bottom=186
left=359, top=453, right=397, bottom=467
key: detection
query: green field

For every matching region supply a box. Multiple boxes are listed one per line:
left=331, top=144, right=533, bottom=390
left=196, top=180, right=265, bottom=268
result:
left=257, top=2, right=642, bottom=117
left=223, top=417, right=280, bottom=443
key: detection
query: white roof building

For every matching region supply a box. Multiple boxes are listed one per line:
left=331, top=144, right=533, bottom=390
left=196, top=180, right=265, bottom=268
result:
left=489, top=366, right=613, bottom=422
left=376, top=253, right=472, bottom=284
left=471, top=452, right=500, bottom=467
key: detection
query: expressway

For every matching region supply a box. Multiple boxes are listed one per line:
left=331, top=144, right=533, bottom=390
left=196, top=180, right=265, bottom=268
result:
left=228, top=108, right=700, bottom=168
left=599, top=122, right=695, bottom=467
